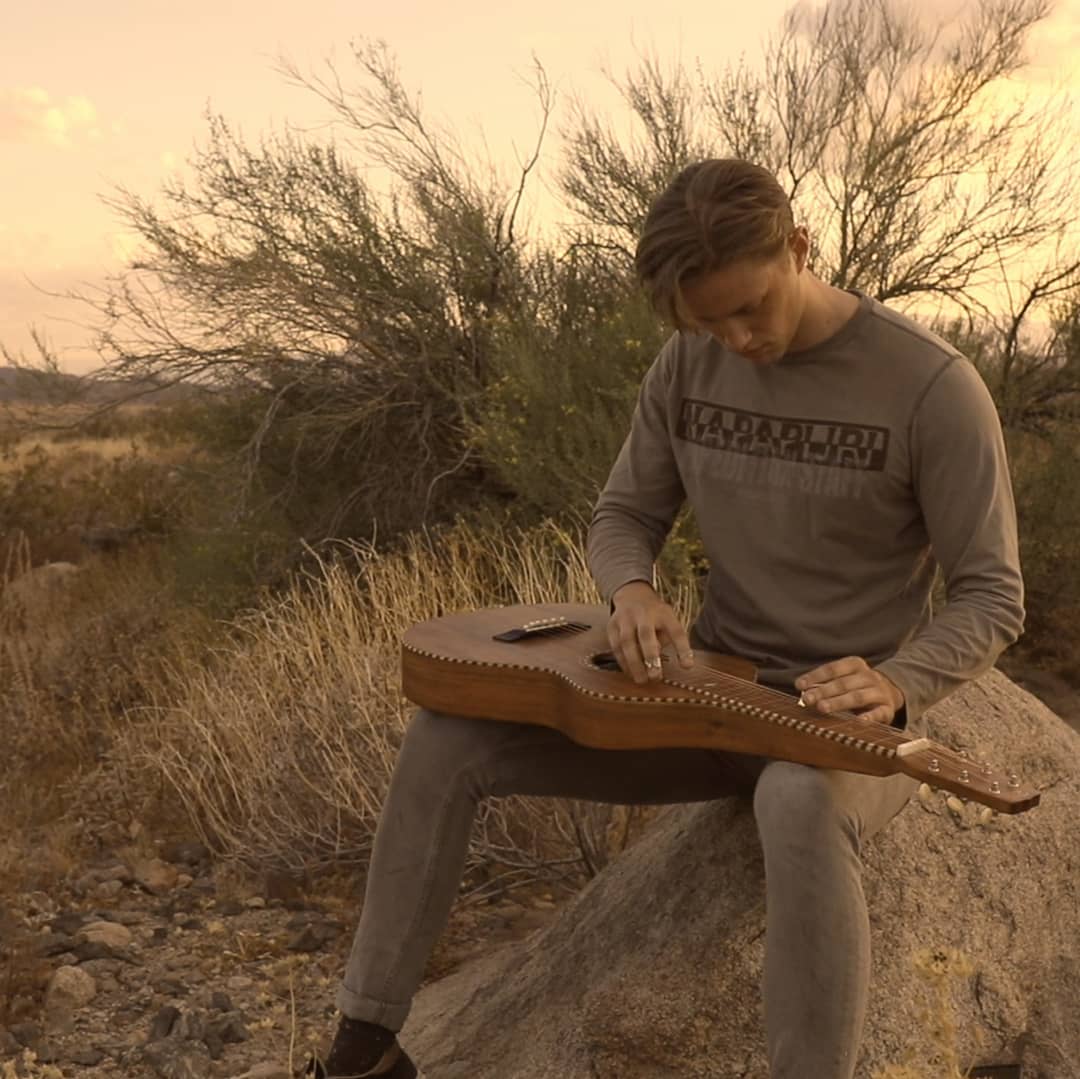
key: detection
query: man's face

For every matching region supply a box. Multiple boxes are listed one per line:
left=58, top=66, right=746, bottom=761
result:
left=678, top=233, right=808, bottom=365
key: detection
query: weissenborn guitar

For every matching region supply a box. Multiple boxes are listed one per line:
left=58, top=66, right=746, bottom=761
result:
left=401, top=602, right=1040, bottom=814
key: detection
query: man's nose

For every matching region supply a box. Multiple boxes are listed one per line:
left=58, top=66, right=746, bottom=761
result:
left=724, top=322, right=752, bottom=351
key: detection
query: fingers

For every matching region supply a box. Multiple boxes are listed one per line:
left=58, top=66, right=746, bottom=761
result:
left=806, top=684, right=888, bottom=714
left=608, top=614, right=654, bottom=684
left=659, top=615, right=696, bottom=669
left=860, top=705, right=893, bottom=725
left=607, top=599, right=693, bottom=685
left=636, top=622, right=663, bottom=682
left=796, top=657, right=867, bottom=690
left=795, top=658, right=897, bottom=722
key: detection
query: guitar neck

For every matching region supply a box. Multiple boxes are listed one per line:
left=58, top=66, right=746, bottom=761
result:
left=662, top=660, right=1038, bottom=813
left=662, top=660, right=910, bottom=759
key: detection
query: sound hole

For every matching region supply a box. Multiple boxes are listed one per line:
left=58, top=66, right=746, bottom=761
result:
left=590, top=651, right=623, bottom=673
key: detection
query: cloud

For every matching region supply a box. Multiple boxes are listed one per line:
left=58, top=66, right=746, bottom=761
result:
left=0, top=87, right=107, bottom=147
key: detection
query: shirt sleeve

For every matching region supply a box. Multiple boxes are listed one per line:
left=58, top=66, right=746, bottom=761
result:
left=875, top=357, right=1025, bottom=723
left=587, top=335, right=687, bottom=605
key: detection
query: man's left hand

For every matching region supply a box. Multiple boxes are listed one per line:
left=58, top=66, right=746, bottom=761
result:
left=795, top=657, right=905, bottom=725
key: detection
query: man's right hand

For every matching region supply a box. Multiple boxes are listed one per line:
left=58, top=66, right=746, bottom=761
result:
left=608, top=580, right=696, bottom=685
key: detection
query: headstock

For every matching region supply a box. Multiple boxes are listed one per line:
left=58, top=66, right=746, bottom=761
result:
left=895, top=737, right=1040, bottom=814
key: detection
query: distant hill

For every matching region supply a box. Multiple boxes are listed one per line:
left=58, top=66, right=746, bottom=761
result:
left=0, top=366, right=199, bottom=406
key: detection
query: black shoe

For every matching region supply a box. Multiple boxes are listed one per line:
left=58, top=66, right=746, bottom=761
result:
left=302, top=1041, right=423, bottom=1078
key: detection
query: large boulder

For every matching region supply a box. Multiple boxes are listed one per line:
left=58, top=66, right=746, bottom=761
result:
left=402, top=669, right=1079, bottom=1078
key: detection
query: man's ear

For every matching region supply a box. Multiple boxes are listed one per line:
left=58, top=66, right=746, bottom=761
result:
left=789, top=227, right=810, bottom=273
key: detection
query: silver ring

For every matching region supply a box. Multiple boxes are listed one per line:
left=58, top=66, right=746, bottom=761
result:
left=645, top=657, right=662, bottom=670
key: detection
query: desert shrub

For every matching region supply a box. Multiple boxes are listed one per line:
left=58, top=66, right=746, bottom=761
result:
left=0, top=445, right=189, bottom=562
left=1006, top=422, right=1080, bottom=678
left=470, top=262, right=668, bottom=518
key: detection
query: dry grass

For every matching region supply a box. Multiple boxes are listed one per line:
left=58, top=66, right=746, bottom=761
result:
left=872, top=949, right=979, bottom=1078
left=111, top=518, right=696, bottom=885
left=0, top=435, right=194, bottom=476
left=0, top=508, right=689, bottom=902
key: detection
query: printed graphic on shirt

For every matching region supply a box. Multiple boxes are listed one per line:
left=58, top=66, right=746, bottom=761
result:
left=677, top=398, right=889, bottom=470
left=676, top=398, right=891, bottom=499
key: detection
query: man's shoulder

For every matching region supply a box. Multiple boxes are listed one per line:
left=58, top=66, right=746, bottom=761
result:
left=863, top=297, right=964, bottom=371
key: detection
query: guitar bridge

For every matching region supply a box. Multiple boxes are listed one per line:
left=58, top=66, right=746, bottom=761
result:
left=493, top=616, right=590, bottom=642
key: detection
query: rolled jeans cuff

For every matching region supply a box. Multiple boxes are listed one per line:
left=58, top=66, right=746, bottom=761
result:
left=335, top=983, right=411, bottom=1032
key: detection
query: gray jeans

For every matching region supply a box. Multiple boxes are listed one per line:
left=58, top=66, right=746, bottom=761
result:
left=337, top=704, right=915, bottom=1079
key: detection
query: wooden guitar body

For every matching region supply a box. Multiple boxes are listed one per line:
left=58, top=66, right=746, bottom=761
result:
left=401, top=602, right=1040, bottom=814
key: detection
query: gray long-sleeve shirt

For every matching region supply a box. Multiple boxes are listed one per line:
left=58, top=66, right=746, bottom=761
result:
left=587, top=289, right=1025, bottom=725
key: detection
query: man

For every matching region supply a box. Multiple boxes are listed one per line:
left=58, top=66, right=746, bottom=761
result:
left=310, top=158, right=1024, bottom=1078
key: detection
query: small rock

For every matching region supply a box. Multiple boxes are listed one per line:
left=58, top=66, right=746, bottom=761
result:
left=35, top=1041, right=61, bottom=1063
left=237, top=1065, right=290, bottom=1079
left=44, top=965, right=96, bottom=1033
left=177, top=873, right=194, bottom=888
left=149, top=1004, right=181, bottom=1042
left=161, top=839, right=211, bottom=867
left=50, top=912, right=90, bottom=936
left=243, top=896, right=266, bottom=910
left=142, top=1037, right=213, bottom=1078
left=225, top=975, right=253, bottom=991
left=79, top=919, right=134, bottom=950
left=210, top=991, right=233, bottom=1012
left=96, top=879, right=125, bottom=899
left=205, top=1013, right=249, bottom=1047
left=265, top=870, right=306, bottom=905
left=25, top=891, right=57, bottom=916
left=36, top=931, right=76, bottom=957
left=286, top=925, right=328, bottom=953
left=67, top=1047, right=106, bottom=1066
left=105, top=908, right=148, bottom=926
left=96, top=863, right=134, bottom=884
left=214, top=899, right=244, bottom=916
left=134, top=857, right=181, bottom=896
left=73, top=872, right=99, bottom=896
left=173, top=1009, right=207, bottom=1042
left=81, top=958, right=123, bottom=978
left=8, top=1021, right=42, bottom=1048
left=45, top=965, right=97, bottom=1009
left=73, top=939, right=120, bottom=962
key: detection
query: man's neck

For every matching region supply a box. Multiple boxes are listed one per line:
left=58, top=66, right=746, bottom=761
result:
left=788, top=276, right=860, bottom=354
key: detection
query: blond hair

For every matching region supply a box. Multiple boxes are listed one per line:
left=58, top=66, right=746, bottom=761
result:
left=634, top=159, right=795, bottom=331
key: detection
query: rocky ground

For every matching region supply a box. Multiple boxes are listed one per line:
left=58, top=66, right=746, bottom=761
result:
left=0, top=842, right=562, bottom=1079
left=2, top=670, right=1076, bottom=1079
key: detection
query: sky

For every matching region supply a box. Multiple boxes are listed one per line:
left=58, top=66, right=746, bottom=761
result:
left=2, top=0, right=1079, bottom=373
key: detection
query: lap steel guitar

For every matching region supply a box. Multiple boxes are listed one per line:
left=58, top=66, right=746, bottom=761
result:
left=401, top=602, right=1039, bottom=815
